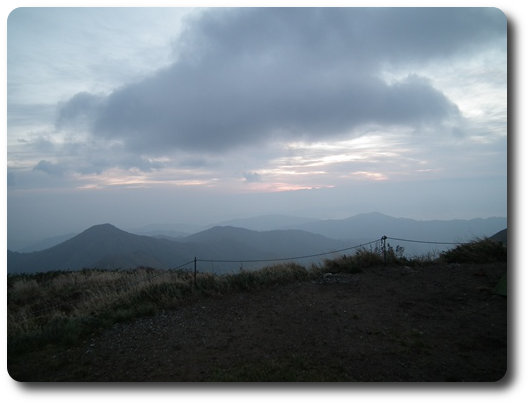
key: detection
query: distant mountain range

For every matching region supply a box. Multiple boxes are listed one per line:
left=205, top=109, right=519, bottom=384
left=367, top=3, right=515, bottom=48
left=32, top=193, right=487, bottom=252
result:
left=211, top=214, right=317, bottom=231
left=184, top=225, right=346, bottom=263
left=7, top=212, right=507, bottom=274
left=7, top=224, right=346, bottom=274
left=8, top=224, right=202, bottom=274
left=292, top=212, right=506, bottom=241
left=205, top=212, right=507, bottom=256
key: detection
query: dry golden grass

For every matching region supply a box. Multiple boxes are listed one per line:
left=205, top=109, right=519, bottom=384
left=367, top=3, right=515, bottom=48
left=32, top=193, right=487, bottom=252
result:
left=8, top=268, right=194, bottom=350
left=7, top=263, right=320, bottom=354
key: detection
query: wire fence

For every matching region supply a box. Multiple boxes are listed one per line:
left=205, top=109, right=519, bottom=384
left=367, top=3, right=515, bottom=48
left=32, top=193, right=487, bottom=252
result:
left=168, top=234, right=464, bottom=288
left=197, top=238, right=382, bottom=264
left=9, top=235, right=466, bottom=318
left=387, top=236, right=459, bottom=245
left=187, top=235, right=460, bottom=273
left=138, top=234, right=462, bottom=291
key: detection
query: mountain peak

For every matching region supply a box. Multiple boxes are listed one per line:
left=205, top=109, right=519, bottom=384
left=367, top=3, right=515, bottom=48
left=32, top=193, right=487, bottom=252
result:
left=78, top=223, right=127, bottom=238
left=85, top=223, right=120, bottom=232
left=90, top=222, right=115, bottom=228
left=354, top=212, right=392, bottom=219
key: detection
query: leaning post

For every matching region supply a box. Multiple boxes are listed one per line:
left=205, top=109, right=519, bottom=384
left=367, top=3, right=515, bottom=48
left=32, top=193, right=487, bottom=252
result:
left=194, top=257, right=197, bottom=288
left=381, top=235, right=387, bottom=266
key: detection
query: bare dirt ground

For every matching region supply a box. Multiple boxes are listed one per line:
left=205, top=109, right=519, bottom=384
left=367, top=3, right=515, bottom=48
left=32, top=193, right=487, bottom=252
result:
left=9, top=262, right=507, bottom=382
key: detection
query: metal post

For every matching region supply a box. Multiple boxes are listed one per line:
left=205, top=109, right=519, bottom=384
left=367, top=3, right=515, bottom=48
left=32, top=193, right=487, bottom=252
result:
left=381, top=235, right=387, bottom=266
left=194, top=257, right=197, bottom=288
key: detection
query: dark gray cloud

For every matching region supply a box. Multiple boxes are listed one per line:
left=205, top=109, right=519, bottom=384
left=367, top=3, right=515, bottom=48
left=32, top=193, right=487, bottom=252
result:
left=22, top=136, right=166, bottom=177
left=56, top=8, right=505, bottom=155
left=55, top=91, right=104, bottom=130
left=33, top=159, right=65, bottom=176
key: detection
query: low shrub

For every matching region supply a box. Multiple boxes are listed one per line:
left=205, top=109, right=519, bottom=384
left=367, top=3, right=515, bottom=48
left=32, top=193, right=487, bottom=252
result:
left=440, top=238, right=507, bottom=263
left=323, top=247, right=384, bottom=273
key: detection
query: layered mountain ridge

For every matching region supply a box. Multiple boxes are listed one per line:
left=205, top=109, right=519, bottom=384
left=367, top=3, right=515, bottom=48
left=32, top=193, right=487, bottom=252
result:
left=7, top=213, right=507, bottom=274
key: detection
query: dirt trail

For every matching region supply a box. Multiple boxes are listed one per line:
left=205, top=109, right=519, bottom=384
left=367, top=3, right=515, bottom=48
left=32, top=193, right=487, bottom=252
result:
left=10, top=263, right=507, bottom=382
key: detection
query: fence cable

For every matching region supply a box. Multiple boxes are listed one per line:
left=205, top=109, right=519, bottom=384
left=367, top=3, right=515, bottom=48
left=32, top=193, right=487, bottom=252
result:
left=387, top=236, right=460, bottom=245
left=171, top=259, right=196, bottom=271
left=197, top=238, right=381, bottom=264
left=12, top=234, right=467, bottom=317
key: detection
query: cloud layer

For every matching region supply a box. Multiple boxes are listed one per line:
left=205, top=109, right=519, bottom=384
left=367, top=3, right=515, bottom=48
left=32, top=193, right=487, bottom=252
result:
left=56, top=8, right=504, bottom=156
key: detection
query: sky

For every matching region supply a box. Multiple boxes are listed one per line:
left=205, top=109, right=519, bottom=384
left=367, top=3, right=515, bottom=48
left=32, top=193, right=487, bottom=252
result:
left=6, top=6, right=507, bottom=245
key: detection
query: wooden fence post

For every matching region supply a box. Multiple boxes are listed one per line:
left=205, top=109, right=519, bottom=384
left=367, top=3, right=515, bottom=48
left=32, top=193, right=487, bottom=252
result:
left=194, top=257, right=197, bottom=288
left=381, top=235, right=387, bottom=266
